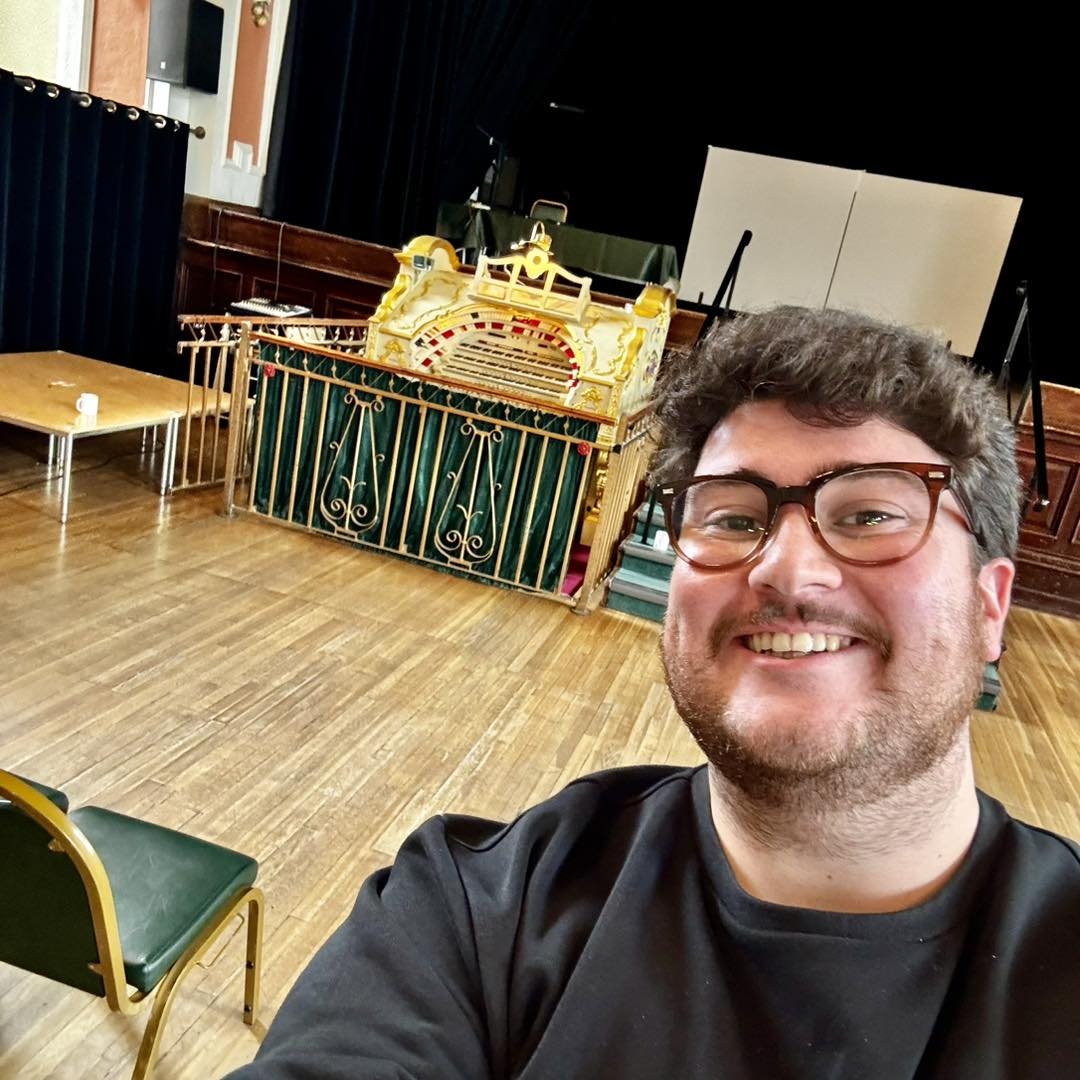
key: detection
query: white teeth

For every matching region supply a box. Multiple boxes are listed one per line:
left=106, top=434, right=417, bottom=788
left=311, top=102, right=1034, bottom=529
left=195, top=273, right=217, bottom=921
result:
left=745, top=631, right=856, bottom=656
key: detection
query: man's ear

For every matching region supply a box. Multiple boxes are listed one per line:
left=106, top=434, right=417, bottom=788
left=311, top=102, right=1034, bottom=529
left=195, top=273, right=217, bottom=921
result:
left=976, top=558, right=1015, bottom=662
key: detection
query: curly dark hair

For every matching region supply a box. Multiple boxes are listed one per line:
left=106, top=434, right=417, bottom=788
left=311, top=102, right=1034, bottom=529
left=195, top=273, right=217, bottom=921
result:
left=650, top=307, right=1021, bottom=562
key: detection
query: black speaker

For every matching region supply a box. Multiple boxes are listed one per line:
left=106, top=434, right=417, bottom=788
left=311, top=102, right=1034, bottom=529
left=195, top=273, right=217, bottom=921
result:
left=186, top=1, right=224, bottom=93
left=147, top=0, right=223, bottom=94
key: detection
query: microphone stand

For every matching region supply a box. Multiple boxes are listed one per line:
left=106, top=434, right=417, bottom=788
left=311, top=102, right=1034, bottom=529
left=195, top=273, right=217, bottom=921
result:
left=998, top=282, right=1051, bottom=513
left=700, top=229, right=752, bottom=339
left=982, top=283, right=1049, bottom=713
left=639, top=232, right=754, bottom=546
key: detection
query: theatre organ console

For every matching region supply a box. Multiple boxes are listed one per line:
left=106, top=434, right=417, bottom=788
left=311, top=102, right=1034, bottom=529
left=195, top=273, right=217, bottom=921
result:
left=219, top=227, right=676, bottom=609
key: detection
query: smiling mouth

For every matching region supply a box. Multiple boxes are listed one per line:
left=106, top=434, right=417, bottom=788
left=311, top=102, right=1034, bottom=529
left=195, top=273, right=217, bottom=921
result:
left=740, top=631, right=857, bottom=658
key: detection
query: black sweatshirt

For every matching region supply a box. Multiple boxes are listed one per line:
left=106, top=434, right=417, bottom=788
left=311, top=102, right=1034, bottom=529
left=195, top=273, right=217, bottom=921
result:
left=227, top=765, right=1080, bottom=1079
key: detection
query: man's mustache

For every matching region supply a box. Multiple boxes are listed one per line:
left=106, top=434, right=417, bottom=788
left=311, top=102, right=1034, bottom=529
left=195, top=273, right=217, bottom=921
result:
left=710, top=600, right=891, bottom=660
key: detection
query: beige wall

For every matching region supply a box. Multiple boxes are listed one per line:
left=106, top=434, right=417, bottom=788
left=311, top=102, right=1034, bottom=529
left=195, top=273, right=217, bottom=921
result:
left=1, top=0, right=290, bottom=205
left=88, top=0, right=150, bottom=107
left=227, top=2, right=271, bottom=166
left=0, top=0, right=63, bottom=82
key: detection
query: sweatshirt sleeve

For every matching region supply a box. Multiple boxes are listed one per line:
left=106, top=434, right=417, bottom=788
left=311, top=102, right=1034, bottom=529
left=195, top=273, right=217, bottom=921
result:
left=224, top=816, right=491, bottom=1080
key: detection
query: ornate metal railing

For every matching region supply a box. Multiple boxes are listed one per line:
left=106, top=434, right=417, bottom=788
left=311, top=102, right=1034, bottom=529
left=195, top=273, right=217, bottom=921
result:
left=223, top=332, right=614, bottom=603
left=171, top=316, right=368, bottom=491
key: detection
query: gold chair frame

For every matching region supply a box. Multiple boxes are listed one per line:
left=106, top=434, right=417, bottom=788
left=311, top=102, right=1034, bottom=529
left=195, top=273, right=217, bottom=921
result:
left=0, top=771, right=263, bottom=1080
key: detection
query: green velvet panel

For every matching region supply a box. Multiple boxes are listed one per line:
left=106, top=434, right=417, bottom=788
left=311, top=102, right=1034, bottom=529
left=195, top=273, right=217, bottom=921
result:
left=252, top=345, right=599, bottom=593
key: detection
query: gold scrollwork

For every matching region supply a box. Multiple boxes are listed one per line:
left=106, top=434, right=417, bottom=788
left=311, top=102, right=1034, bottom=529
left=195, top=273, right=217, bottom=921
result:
left=579, top=386, right=604, bottom=411
left=382, top=339, right=406, bottom=365
left=319, top=391, right=386, bottom=536
left=433, top=421, right=505, bottom=566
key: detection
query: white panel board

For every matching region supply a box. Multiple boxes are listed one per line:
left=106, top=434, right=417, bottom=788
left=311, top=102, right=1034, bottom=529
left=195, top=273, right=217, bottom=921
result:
left=680, top=148, right=860, bottom=309
left=826, top=173, right=1021, bottom=355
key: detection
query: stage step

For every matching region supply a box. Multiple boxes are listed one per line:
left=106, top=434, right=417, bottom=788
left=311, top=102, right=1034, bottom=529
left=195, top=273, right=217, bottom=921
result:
left=619, top=538, right=675, bottom=581
left=632, top=501, right=667, bottom=531
left=607, top=564, right=669, bottom=622
left=606, top=497, right=674, bottom=623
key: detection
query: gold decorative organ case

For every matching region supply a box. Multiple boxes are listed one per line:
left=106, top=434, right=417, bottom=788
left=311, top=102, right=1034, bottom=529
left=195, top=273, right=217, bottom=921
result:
left=228, top=227, right=674, bottom=608
left=365, top=229, right=674, bottom=440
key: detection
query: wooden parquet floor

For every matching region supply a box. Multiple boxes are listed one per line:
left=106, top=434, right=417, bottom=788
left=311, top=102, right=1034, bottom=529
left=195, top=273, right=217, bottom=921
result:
left=1, top=426, right=1077, bottom=1078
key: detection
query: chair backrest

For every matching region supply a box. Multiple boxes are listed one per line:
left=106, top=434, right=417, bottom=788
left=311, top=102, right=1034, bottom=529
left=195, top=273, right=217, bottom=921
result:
left=0, top=771, right=128, bottom=1002
left=530, top=199, right=568, bottom=225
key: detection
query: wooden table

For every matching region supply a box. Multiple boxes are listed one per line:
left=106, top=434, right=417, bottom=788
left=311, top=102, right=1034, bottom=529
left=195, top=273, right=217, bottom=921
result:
left=0, top=351, right=229, bottom=523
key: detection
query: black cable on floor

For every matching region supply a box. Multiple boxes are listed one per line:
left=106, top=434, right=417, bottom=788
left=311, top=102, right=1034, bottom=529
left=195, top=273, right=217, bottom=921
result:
left=0, top=442, right=166, bottom=498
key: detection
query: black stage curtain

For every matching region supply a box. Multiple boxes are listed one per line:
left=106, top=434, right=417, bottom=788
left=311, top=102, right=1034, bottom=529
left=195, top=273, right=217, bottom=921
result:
left=262, top=0, right=592, bottom=248
left=0, top=70, right=187, bottom=374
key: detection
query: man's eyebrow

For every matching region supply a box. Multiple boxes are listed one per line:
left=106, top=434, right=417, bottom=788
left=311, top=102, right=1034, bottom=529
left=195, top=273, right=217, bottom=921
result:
left=812, top=459, right=863, bottom=476
left=694, top=461, right=863, bottom=485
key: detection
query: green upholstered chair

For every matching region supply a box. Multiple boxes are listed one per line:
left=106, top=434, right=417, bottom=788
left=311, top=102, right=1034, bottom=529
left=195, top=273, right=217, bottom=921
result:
left=2, top=772, right=70, bottom=811
left=0, top=770, right=263, bottom=1080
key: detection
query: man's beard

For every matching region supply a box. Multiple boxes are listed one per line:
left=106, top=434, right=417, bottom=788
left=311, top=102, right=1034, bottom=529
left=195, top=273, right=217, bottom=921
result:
left=661, top=594, right=984, bottom=815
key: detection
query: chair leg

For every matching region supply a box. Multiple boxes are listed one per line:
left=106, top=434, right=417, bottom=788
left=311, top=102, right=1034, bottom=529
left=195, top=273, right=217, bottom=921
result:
left=244, top=890, right=264, bottom=1026
left=132, top=961, right=185, bottom=1080
left=130, top=886, right=265, bottom=1080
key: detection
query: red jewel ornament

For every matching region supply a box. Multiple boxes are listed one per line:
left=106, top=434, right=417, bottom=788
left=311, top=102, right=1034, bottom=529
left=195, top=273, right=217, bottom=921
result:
left=577, top=442, right=590, bottom=457
left=264, top=364, right=277, bottom=379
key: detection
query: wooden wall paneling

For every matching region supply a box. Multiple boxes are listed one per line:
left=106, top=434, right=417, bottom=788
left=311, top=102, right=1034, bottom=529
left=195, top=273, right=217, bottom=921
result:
left=177, top=198, right=706, bottom=341
left=1013, top=384, right=1080, bottom=619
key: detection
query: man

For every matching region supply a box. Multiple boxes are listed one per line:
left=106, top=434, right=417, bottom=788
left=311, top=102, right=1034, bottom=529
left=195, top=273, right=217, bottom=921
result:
left=228, top=308, right=1079, bottom=1079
